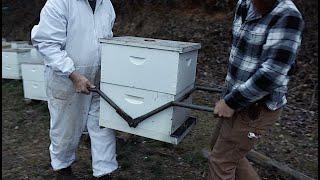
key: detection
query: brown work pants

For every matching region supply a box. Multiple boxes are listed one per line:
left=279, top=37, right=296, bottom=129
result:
left=208, top=104, right=282, bottom=180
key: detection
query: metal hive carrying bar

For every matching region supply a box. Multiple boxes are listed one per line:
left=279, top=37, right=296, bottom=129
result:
left=90, top=84, right=222, bottom=128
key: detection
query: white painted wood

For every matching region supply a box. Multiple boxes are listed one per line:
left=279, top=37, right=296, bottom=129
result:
left=99, top=36, right=201, bottom=144
left=2, top=49, right=31, bottom=79
left=21, top=64, right=46, bottom=101
left=30, top=48, right=43, bottom=63
left=19, top=46, right=44, bottom=64
left=100, top=36, right=201, bottom=53
left=21, top=64, right=45, bottom=82
left=176, top=51, right=198, bottom=93
left=2, top=64, right=21, bottom=79
left=2, top=49, right=31, bottom=65
left=100, top=44, right=199, bottom=95
left=171, top=97, right=192, bottom=133
left=10, top=41, right=30, bottom=48
left=2, top=51, right=19, bottom=65
left=99, top=83, right=192, bottom=143
left=22, top=80, right=47, bottom=101
left=101, top=116, right=195, bottom=145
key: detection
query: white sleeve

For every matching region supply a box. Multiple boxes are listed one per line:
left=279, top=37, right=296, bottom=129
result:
left=108, top=0, right=116, bottom=37
left=31, top=0, right=75, bottom=76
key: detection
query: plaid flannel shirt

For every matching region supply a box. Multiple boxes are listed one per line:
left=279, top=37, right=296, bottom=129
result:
left=223, top=0, right=304, bottom=111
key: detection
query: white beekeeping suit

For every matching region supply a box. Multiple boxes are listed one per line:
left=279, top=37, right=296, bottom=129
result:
left=31, top=0, right=118, bottom=177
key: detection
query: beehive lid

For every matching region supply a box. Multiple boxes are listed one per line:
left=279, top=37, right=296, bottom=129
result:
left=10, top=41, right=29, bottom=44
left=2, top=48, right=31, bottom=53
left=20, top=62, right=44, bottom=65
left=100, top=36, right=201, bottom=53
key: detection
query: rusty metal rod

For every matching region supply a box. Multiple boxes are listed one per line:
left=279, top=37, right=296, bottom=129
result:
left=172, top=102, right=214, bottom=112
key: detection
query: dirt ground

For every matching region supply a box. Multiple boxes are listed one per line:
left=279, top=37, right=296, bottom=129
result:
left=2, top=0, right=318, bottom=179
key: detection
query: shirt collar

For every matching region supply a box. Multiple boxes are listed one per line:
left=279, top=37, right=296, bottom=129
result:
left=245, top=0, right=281, bottom=21
left=245, top=0, right=262, bottom=21
left=77, top=0, right=103, bottom=6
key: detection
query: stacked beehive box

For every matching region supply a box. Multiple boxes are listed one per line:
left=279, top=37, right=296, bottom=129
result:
left=2, top=48, right=31, bottom=79
left=21, top=63, right=46, bottom=101
left=19, top=45, right=44, bottom=64
left=2, top=41, right=30, bottom=79
left=99, top=36, right=201, bottom=144
left=20, top=45, right=46, bottom=101
left=10, top=41, right=30, bottom=48
left=2, top=40, right=46, bottom=101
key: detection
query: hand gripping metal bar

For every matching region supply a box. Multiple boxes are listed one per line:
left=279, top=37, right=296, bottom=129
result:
left=89, top=84, right=223, bottom=128
left=89, top=88, right=134, bottom=125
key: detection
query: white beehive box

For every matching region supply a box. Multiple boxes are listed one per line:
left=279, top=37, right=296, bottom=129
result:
left=100, top=36, right=200, bottom=95
left=19, top=45, right=44, bottom=64
left=10, top=41, right=30, bottom=48
left=99, top=36, right=201, bottom=144
left=6, top=41, right=43, bottom=63
left=2, top=48, right=31, bottom=79
left=21, top=64, right=46, bottom=101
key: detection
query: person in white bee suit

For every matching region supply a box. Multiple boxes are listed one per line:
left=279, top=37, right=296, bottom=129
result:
left=31, top=0, right=118, bottom=179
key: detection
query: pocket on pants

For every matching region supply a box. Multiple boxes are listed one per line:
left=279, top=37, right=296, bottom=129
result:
left=219, top=121, right=255, bottom=163
left=252, top=108, right=282, bottom=136
left=48, top=72, right=75, bottom=100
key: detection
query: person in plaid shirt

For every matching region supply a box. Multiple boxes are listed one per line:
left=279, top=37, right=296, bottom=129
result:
left=208, top=0, right=304, bottom=179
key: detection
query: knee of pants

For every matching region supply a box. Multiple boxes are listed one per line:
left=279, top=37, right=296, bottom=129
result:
left=208, top=153, right=237, bottom=180
left=210, top=134, right=254, bottom=165
left=50, top=131, right=80, bottom=152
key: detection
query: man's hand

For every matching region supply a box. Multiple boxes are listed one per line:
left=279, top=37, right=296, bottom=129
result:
left=69, top=71, right=95, bottom=95
left=214, top=99, right=235, bottom=118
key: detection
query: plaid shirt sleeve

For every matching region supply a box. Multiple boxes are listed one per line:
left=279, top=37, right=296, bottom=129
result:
left=224, top=12, right=305, bottom=110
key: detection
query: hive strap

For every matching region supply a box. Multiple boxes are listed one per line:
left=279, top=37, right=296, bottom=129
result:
left=89, top=84, right=223, bottom=128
